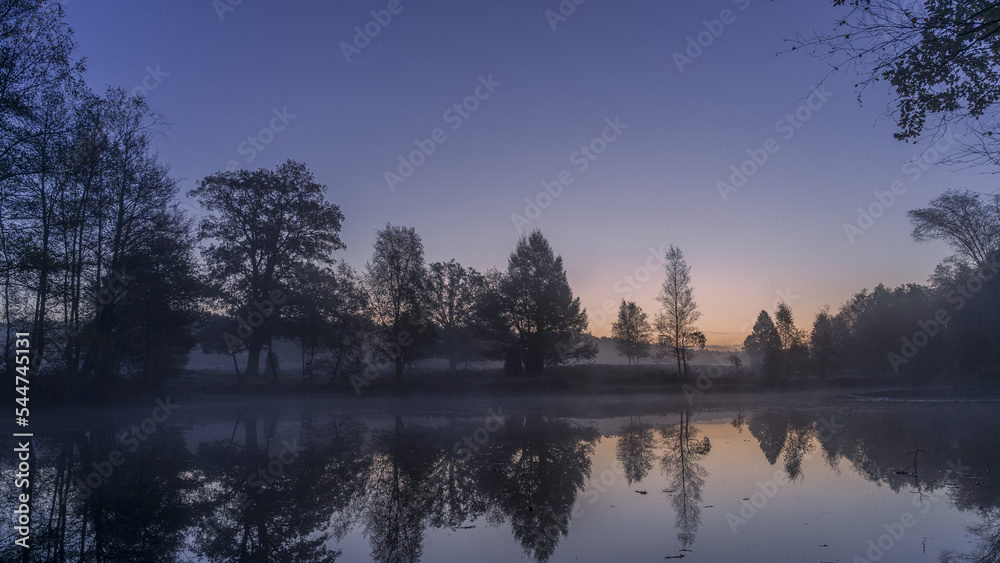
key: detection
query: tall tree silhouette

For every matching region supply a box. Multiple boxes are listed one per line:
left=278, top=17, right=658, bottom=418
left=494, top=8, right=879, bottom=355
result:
left=809, top=305, right=838, bottom=377
left=743, top=310, right=783, bottom=380
left=655, top=245, right=702, bottom=379
left=190, top=160, right=344, bottom=378
left=365, top=224, right=433, bottom=380
left=486, top=230, right=595, bottom=375
left=612, top=300, right=652, bottom=365
left=425, top=259, right=483, bottom=370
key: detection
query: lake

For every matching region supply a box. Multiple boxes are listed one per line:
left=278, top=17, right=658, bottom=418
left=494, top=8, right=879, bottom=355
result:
left=2, top=392, right=998, bottom=562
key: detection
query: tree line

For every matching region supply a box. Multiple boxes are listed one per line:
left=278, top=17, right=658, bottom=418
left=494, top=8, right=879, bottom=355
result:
left=608, top=189, right=1000, bottom=383
left=3, top=1, right=1000, bottom=397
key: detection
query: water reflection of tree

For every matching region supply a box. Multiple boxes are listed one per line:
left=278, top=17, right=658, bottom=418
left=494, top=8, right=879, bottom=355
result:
left=747, top=410, right=788, bottom=466
left=361, top=415, right=440, bottom=563
left=423, top=421, right=488, bottom=530
left=473, top=414, right=599, bottom=563
left=941, top=507, right=1000, bottom=563
left=781, top=412, right=815, bottom=481
left=190, top=414, right=367, bottom=562
left=1, top=427, right=193, bottom=562
left=743, top=405, right=1000, bottom=563
left=615, top=417, right=656, bottom=485
left=659, top=410, right=711, bottom=550
left=78, top=429, right=192, bottom=562
left=746, top=410, right=814, bottom=481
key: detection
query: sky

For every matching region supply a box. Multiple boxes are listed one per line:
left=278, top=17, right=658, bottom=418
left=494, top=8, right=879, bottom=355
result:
left=62, top=0, right=994, bottom=347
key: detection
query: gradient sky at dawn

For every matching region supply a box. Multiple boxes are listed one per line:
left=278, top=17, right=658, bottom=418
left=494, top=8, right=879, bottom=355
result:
left=62, top=0, right=994, bottom=347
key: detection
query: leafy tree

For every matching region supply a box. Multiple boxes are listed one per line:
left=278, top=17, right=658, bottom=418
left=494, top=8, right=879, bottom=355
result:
left=928, top=258, right=1000, bottom=375
left=611, top=300, right=652, bottom=365
left=909, top=188, right=1000, bottom=327
left=493, top=230, right=595, bottom=375
left=654, top=245, right=702, bottom=378
left=831, top=283, right=941, bottom=375
left=809, top=305, right=839, bottom=377
left=365, top=224, right=434, bottom=379
left=800, top=0, right=1000, bottom=167
left=280, top=260, right=369, bottom=383
left=425, top=259, right=483, bottom=370
left=909, top=189, right=1000, bottom=271
left=0, top=0, right=84, bottom=182
left=744, top=310, right=783, bottom=380
left=189, top=160, right=345, bottom=378
left=774, top=301, right=809, bottom=376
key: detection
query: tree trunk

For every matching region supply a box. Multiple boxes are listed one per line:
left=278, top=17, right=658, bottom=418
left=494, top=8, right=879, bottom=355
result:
left=245, top=341, right=262, bottom=377
left=230, top=352, right=243, bottom=383
left=503, top=348, right=522, bottom=376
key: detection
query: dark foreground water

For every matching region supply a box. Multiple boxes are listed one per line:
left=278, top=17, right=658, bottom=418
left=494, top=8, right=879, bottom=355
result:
left=1, top=393, right=998, bottom=562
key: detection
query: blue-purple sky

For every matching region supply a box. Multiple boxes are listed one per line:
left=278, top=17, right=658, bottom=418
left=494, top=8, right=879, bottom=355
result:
left=64, top=0, right=991, bottom=346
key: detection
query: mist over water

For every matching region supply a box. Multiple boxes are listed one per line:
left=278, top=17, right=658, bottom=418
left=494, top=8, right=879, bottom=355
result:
left=1, top=393, right=996, bottom=562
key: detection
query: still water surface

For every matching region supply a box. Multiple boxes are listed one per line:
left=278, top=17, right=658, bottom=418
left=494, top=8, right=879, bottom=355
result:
left=2, top=394, right=997, bottom=562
